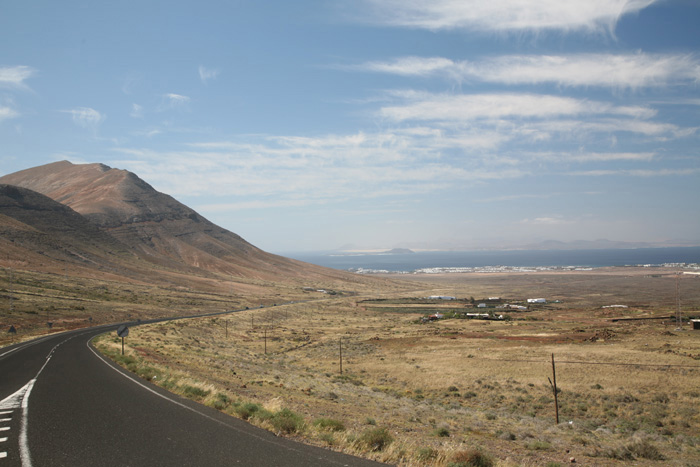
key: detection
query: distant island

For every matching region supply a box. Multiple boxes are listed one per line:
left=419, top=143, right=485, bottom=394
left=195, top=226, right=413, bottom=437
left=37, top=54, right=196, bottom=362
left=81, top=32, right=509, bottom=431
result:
left=384, top=248, right=415, bottom=255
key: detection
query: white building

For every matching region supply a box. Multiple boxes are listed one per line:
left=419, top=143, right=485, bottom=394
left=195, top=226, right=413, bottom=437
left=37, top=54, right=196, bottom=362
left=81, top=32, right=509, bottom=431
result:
left=428, top=295, right=456, bottom=300
left=527, top=298, right=546, bottom=304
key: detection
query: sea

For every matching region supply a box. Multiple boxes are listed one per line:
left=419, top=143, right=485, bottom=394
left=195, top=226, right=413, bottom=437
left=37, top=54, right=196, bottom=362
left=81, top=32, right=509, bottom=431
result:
left=281, top=247, right=700, bottom=274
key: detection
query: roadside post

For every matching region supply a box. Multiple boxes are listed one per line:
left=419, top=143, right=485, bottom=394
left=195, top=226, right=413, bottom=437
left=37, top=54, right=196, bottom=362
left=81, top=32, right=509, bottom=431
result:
left=548, top=353, right=560, bottom=424
left=117, top=325, right=129, bottom=355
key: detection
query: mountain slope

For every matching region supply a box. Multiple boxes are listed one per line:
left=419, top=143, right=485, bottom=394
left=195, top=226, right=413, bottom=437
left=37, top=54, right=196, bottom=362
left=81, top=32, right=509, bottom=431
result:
left=0, top=161, right=356, bottom=283
left=0, top=184, right=141, bottom=274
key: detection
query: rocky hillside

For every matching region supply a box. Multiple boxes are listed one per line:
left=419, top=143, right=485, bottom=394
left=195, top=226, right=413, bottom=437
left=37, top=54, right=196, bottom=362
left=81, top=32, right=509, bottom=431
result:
left=0, top=161, right=362, bottom=284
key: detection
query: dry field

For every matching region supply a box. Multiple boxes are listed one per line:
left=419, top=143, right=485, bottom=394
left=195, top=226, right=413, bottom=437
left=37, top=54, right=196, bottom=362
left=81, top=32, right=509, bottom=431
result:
left=95, top=267, right=700, bottom=466
left=0, top=265, right=405, bottom=346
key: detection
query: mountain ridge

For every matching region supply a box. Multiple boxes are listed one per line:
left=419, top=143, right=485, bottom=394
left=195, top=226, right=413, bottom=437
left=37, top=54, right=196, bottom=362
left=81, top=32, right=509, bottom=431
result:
left=0, top=161, right=367, bottom=285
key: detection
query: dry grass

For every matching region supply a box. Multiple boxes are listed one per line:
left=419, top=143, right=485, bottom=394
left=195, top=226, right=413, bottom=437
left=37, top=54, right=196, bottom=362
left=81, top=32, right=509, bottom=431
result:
left=94, top=268, right=700, bottom=466
left=0, top=264, right=410, bottom=346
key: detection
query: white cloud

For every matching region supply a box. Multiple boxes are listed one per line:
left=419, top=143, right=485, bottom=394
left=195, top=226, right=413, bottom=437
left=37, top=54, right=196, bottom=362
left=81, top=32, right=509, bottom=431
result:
left=530, top=152, right=656, bottom=162
left=110, top=130, right=526, bottom=208
left=570, top=168, right=700, bottom=177
left=62, top=107, right=105, bottom=130
left=521, top=216, right=574, bottom=225
left=354, top=53, right=700, bottom=89
left=198, top=66, right=219, bottom=84
left=358, top=0, right=658, bottom=33
left=160, top=93, right=190, bottom=111
left=348, top=56, right=454, bottom=76
left=165, top=93, right=190, bottom=104
left=0, top=65, right=35, bottom=90
left=130, top=103, right=143, bottom=118
left=0, top=106, right=19, bottom=121
left=379, top=92, right=655, bottom=122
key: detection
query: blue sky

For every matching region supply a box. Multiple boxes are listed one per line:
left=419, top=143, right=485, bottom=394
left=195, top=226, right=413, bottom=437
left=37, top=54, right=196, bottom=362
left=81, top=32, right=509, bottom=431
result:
left=1, top=0, right=699, bottom=252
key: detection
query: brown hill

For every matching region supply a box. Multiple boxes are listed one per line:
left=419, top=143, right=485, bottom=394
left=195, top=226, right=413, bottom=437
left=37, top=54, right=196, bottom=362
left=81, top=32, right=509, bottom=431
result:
left=0, top=184, right=148, bottom=277
left=0, top=161, right=355, bottom=283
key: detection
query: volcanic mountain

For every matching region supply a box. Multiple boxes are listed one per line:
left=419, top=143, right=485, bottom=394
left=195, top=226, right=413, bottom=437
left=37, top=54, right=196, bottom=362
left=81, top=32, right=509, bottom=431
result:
left=0, top=161, right=352, bottom=283
left=0, top=183, right=140, bottom=270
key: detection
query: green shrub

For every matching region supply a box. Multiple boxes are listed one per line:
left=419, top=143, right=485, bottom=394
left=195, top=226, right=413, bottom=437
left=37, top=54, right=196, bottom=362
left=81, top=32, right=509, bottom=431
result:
left=447, top=449, right=494, bottom=467
left=251, top=407, right=274, bottom=423
left=627, top=439, right=664, bottom=460
left=595, top=438, right=664, bottom=461
left=435, top=426, right=450, bottom=437
left=355, top=427, right=393, bottom=452
left=526, top=440, right=551, bottom=451
left=210, top=393, right=231, bottom=411
left=319, top=432, right=336, bottom=446
left=137, top=366, right=159, bottom=381
left=313, top=417, right=346, bottom=432
left=181, top=385, right=210, bottom=400
left=270, top=408, right=304, bottom=434
left=234, top=402, right=262, bottom=420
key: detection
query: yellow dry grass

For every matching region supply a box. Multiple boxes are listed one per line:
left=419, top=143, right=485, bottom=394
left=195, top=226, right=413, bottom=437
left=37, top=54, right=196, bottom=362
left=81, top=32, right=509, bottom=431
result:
left=96, top=268, right=700, bottom=466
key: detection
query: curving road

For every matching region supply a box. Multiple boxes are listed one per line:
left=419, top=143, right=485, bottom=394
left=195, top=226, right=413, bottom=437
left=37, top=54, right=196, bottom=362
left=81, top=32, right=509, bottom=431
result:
left=0, top=322, right=384, bottom=466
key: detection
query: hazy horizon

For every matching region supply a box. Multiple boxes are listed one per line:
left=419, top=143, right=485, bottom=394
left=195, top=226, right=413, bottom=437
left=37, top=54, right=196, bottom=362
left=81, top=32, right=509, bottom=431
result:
left=2, top=1, right=699, bottom=252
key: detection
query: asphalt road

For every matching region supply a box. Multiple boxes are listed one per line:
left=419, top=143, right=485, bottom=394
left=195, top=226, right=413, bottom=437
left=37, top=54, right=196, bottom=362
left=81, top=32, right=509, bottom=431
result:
left=0, top=323, right=385, bottom=467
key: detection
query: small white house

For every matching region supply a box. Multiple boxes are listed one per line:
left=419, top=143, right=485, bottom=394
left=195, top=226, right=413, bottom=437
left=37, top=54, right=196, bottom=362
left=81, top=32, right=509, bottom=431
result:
left=527, top=298, right=547, bottom=304
left=477, top=303, right=487, bottom=308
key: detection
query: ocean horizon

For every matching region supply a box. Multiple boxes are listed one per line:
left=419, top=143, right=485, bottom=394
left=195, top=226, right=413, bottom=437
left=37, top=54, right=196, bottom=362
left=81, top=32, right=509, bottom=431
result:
left=281, top=246, right=700, bottom=273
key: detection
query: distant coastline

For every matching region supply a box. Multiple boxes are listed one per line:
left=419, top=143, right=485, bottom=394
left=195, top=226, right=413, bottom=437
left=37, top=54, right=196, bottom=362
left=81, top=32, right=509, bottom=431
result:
left=281, top=246, right=700, bottom=274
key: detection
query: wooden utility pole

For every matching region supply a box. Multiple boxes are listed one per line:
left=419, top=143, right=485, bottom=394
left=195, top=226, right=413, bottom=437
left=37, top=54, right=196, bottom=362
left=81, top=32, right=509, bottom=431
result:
left=339, top=338, right=343, bottom=375
left=225, top=319, right=228, bottom=339
left=549, top=353, right=560, bottom=424
left=676, top=272, right=682, bottom=330
left=264, top=327, right=267, bottom=354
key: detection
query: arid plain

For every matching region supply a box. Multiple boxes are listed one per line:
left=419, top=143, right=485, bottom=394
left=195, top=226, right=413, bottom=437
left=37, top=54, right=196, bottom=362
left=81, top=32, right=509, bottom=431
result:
left=90, top=267, right=700, bottom=466
left=3, top=164, right=700, bottom=466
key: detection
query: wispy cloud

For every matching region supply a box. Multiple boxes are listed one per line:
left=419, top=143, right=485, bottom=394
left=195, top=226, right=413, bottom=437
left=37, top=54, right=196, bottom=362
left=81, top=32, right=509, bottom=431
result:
left=357, top=0, right=658, bottom=33
left=198, top=66, right=219, bottom=84
left=0, top=65, right=36, bottom=90
left=520, top=216, right=575, bottom=226
left=0, top=106, right=19, bottom=121
left=62, top=107, right=105, bottom=131
left=160, top=93, right=190, bottom=110
left=530, top=152, right=656, bottom=162
left=165, top=93, right=190, bottom=104
left=351, top=56, right=455, bottom=76
left=110, top=130, right=526, bottom=209
left=570, top=168, right=700, bottom=177
left=379, top=92, right=656, bottom=122
left=352, top=53, right=700, bottom=89
left=130, top=103, right=143, bottom=119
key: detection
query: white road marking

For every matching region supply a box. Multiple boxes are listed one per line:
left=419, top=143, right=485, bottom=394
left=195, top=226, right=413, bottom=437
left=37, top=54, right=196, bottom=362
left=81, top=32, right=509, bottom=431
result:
left=0, top=452, right=7, bottom=458
left=0, top=418, right=11, bottom=422
left=0, top=336, right=79, bottom=467
left=19, top=379, right=36, bottom=467
left=0, top=427, right=9, bottom=431
left=0, top=437, right=7, bottom=442
left=0, top=411, right=11, bottom=415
